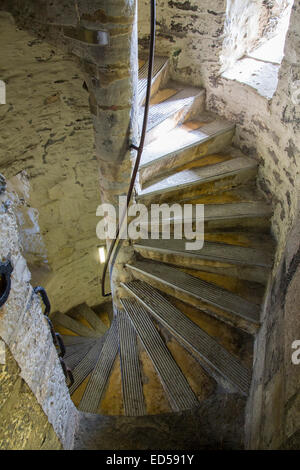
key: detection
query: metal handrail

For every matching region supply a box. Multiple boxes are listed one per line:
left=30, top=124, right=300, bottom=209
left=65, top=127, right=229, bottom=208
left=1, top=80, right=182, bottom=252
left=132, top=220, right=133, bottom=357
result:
left=0, top=260, right=13, bottom=308
left=34, top=286, right=74, bottom=387
left=101, top=0, right=156, bottom=297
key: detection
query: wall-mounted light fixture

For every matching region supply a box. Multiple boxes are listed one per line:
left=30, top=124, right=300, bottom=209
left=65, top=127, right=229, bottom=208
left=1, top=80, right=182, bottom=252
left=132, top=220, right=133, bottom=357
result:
left=98, top=246, right=107, bottom=264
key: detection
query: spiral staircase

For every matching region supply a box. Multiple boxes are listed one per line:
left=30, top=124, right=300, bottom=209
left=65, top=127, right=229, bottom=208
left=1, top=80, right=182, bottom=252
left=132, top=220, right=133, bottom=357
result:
left=51, top=56, right=275, bottom=444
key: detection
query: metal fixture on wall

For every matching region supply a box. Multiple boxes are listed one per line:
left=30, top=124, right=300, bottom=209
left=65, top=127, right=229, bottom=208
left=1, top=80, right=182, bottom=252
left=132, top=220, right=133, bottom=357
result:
left=0, top=260, right=13, bottom=308
left=34, top=286, right=74, bottom=387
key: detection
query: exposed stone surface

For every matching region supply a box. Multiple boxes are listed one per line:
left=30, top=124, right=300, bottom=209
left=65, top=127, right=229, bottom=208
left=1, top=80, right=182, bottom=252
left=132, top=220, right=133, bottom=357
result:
left=206, top=2, right=300, bottom=267
left=75, top=393, right=246, bottom=450
left=138, top=0, right=300, bottom=449
left=0, top=0, right=298, bottom=451
left=220, top=0, right=293, bottom=72
left=245, top=192, right=300, bottom=450
left=2, top=0, right=141, bottom=307
left=0, top=345, right=63, bottom=450
left=0, top=13, right=102, bottom=313
left=139, top=0, right=300, bottom=268
left=139, top=0, right=226, bottom=88
left=221, top=58, right=280, bottom=100
left=0, top=180, right=78, bottom=449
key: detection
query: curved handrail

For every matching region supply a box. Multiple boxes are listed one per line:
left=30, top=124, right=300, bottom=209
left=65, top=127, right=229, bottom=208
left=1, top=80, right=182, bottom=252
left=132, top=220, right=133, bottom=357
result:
left=33, top=286, right=51, bottom=316
left=101, top=0, right=156, bottom=297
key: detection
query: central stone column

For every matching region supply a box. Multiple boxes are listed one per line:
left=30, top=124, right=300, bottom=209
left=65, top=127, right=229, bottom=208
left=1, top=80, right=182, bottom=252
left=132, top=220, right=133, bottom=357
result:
left=78, top=0, right=139, bottom=308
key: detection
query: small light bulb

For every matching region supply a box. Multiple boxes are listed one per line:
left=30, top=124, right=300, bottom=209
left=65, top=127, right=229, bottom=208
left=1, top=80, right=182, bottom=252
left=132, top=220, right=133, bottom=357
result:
left=98, top=246, right=106, bottom=264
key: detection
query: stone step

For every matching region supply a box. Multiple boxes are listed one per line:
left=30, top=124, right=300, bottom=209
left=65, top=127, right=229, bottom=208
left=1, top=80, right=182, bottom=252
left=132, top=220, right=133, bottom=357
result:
left=138, top=156, right=258, bottom=203
left=136, top=201, right=273, bottom=236
left=121, top=298, right=199, bottom=412
left=64, top=341, right=97, bottom=371
left=139, top=117, right=235, bottom=187
left=202, top=231, right=276, bottom=250
left=69, top=335, right=107, bottom=395
left=61, top=335, right=97, bottom=346
left=134, top=238, right=273, bottom=267
left=64, top=338, right=97, bottom=359
left=51, top=311, right=100, bottom=338
left=118, top=310, right=146, bottom=416
left=78, top=321, right=119, bottom=413
left=140, top=82, right=205, bottom=145
left=121, top=281, right=252, bottom=395
left=133, top=239, right=273, bottom=284
left=138, top=56, right=169, bottom=105
left=67, top=303, right=108, bottom=335
left=172, top=184, right=262, bottom=206
left=125, top=261, right=261, bottom=335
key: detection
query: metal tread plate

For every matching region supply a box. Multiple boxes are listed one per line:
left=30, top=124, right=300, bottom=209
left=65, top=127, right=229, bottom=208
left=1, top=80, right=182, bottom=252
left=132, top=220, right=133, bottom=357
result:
left=126, top=261, right=261, bottom=324
left=118, top=310, right=146, bottom=416
left=139, top=156, right=257, bottom=198
left=133, top=239, right=273, bottom=268
left=78, top=320, right=119, bottom=413
left=138, top=56, right=168, bottom=98
left=122, top=280, right=252, bottom=395
left=139, top=86, right=203, bottom=132
left=69, top=335, right=107, bottom=395
left=121, top=298, right=199, bottom=412
left=140, top=118, right=235, bottom=168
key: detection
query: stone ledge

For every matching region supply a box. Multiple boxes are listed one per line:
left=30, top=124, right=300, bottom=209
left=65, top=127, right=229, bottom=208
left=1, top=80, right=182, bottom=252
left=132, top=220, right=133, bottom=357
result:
left=222, top=57, right=280, bottom=101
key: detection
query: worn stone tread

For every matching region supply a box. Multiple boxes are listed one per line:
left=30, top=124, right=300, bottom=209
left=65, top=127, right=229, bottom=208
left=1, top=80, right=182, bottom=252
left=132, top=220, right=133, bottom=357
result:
left=122, top=280, right=251, bottom=395
left=51, top=311, right=100, bottom=338
left=203, top=202, right=272, bottom=221
left=136, top=202, right=273, bottom=238
left=67, top=303, right=107, bottom=335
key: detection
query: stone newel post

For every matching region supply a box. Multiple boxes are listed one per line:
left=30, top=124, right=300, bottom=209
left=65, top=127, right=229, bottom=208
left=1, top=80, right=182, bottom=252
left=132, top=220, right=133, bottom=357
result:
left=78, top=1, right=139, bottom=307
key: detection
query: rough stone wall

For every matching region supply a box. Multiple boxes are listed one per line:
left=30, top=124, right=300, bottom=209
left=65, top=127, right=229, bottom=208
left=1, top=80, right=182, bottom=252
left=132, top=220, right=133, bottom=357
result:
left=206, top=2, right=300, bottom=265
left=245, top=192, right=300, bottom=450
left=139, top=1, right=299, bottom=266
left=73, top=0, right=139, bottom=307
left=0, top=0, right=139, bottom=309
left=0, top=12, right=102, bottom=313
left=139, top=1, right=292, bottom=84
left=0, top=177, right=78, bottom=449
left=138, top=0, right=226, bottom=88
left=220, top=0, right=263, bottom=72
left=220, top=0, right=292, bottom=72
left=0, top=345, right=63, bottom=450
